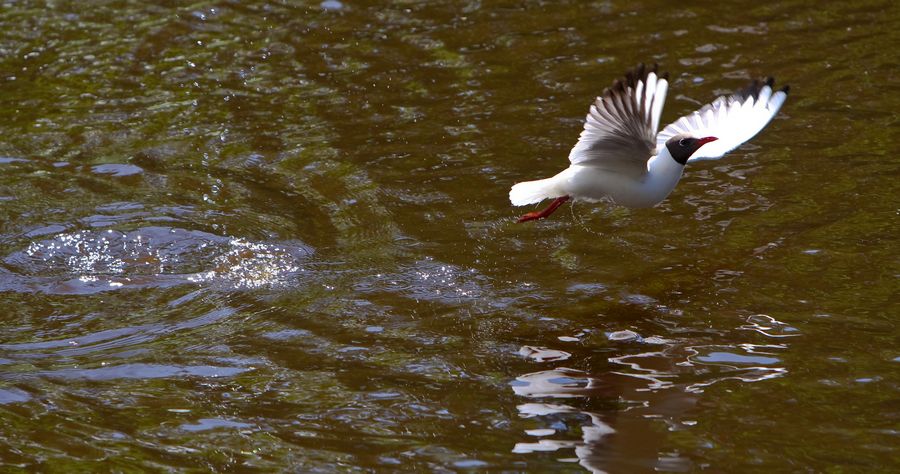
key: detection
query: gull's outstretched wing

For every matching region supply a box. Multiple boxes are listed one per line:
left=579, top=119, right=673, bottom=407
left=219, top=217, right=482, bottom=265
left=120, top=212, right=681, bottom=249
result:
left=656, top=78, right=789, bottom=162
left=568, top=63, right=669, bottom=177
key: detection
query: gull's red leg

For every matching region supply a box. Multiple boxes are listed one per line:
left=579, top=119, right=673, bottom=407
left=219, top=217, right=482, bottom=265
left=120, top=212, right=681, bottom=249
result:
left=517, top=196, right=571, bottom=223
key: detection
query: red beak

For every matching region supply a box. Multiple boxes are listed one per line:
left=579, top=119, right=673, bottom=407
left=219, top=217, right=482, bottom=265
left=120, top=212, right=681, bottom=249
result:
left=698, top=136, right=718, bottom=146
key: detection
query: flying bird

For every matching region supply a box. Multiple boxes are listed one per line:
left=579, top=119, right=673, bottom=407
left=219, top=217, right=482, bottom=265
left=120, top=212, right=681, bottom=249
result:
left=509, top=63, right=789, bottom=222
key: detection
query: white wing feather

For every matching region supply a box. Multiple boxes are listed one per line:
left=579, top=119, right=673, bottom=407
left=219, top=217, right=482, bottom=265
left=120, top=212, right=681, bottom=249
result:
left=568, top=64, right=669, bottom=177
left=655, top=79, right=789, bottom=162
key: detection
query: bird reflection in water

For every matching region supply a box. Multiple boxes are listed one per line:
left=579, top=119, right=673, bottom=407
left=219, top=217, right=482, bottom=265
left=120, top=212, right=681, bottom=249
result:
left=511, top=314, right=796, bottom=472
left=509, top=365, right=694, bottom=473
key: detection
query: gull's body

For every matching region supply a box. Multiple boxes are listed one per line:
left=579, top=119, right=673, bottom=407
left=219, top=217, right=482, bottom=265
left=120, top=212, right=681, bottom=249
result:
left=533, top=150, right=685, bottom=208
left=510, top=63, right=789, bottom=222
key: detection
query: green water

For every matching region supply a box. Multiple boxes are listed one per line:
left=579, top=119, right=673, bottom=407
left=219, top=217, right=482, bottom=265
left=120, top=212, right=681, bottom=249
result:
left=0, top=0, right=897, bottom=471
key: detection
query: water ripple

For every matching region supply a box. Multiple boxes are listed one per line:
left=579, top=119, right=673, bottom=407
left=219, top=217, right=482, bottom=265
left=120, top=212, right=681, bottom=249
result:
left=37, top=363, right=250, bottom=381
left=2, top=226, right=312, bottom=293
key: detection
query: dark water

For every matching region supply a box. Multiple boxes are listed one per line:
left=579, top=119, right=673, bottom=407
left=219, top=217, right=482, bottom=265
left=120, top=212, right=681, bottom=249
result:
left=0, top=0, right=897, bottom=471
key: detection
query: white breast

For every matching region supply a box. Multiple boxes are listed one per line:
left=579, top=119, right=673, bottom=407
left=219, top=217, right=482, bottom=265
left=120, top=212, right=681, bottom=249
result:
left=556, top=148, right=685, bottom=208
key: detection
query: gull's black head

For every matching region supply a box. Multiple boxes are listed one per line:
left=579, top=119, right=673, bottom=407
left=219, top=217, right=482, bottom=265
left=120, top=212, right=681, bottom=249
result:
left=665, top=134, right=719, bottom=165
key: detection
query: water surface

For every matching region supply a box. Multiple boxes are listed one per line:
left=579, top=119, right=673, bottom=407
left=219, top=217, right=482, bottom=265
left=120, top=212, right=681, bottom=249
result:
left=0, top=0, right=897, bottom=471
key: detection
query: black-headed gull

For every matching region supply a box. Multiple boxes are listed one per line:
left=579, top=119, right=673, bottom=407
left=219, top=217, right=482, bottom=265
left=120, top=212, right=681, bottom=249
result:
left=510, top=63, right=789, bottom=222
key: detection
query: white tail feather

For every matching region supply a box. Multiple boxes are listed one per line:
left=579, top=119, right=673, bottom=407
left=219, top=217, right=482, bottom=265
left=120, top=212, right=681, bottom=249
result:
left=509, top=178, right=559, bottom=206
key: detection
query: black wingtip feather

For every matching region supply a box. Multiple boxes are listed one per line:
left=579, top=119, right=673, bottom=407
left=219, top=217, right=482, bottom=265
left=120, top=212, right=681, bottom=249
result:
left=601, top=62, right=670, bottom=101
left=737, top=79, right=765, bottom=101
left=616, top=63, right=669, bottom=89
left=734, top=77, right=789, bottom=102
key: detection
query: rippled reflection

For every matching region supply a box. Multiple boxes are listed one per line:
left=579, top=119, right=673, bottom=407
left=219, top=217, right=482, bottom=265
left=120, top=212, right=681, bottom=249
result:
left=512, top=368, right=609, bottom=399
left=514, top=402, right=615, bottom=472
left=511, top=362, right=697, bottom=472
left=511, top=369, right=618, bottom=473
left=519, top=346, right=572, bottom=363
left=738, top=313, right=802, bottom=338
left=512, top=313, right=801, bottom=472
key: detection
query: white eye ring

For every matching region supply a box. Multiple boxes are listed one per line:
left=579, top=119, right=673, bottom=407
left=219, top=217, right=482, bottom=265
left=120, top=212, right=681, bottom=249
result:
left=678, top=138, right=688, bottom=147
